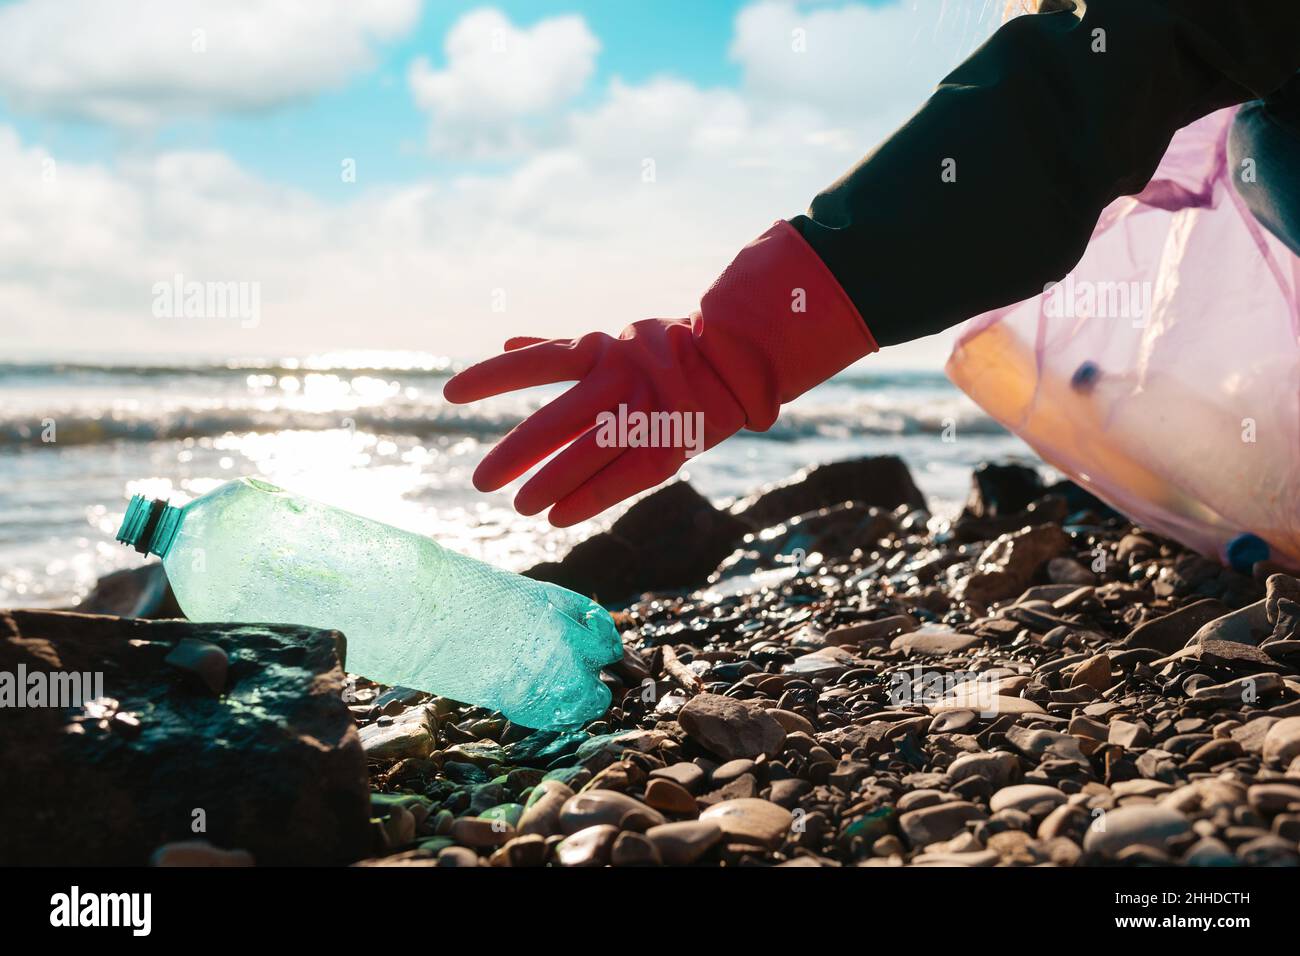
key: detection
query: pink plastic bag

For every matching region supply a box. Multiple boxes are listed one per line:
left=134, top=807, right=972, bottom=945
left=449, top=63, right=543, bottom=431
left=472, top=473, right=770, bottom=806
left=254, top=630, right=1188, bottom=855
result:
left=947, top=108, right=1300, bottom=567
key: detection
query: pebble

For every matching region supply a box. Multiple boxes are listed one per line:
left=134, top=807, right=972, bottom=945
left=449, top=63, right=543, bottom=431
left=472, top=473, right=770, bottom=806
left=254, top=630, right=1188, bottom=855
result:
left=644, top=778, right=698, bottom=816
left=1190, top=600, right=1270, bottom=647
left=1083, top=804, right=1192, bottom=857
left=677, top=693, right=787, bottom=761
left=891, top=629, right=983, bottom=656
left=1182, top=837, right=1236, bottom=867
left=1190, top=673, right=1284, bottom=704
left=930, top=709, right=977, bottom=733
left=699, top=798, right=793, bottom=849
left=436, top=846, right=479, bottom=867
left=945, top=751, right=1019, bottom=789
left=1068, top=653, right=1113, bottom=692
left=644, top=820, right=723, bottom=865
left=767, top=708, right=814, bottom=736
left=930, top=693, right=1045, bottom=717
left=1124, top=599, right=1228, bottom=653
left=354, top=462, right=1300, bottom=870
left=610, top=831, right=662, bottom=866
left=1111, top=780, right=1172, bottom=799
left=767, top=778, right=811, bottom=809
left=151, top=841, right=254, bottom=867
left=1246, top=782, right=1300, bottom=815
left=1048, top=556, right=1097, bottom=586
left=450, top=816, right=513, bottom=849
left=518, top=779, right=574, bottom=837
left=649, top=762, right=706, bottom=793
left=489, top=833, right=548, bottom=867
left=989, top=784, right=1068, bottom=815
left=1263, top=716, right=1300, bottom=765
left=898, top=801, right=986, bottom=847
left=711, top=758, right=757, bottom=785
left=163, top=638, right=229, bottom=695
left=1108, top=719, right=1152, bottom=749
left=358, top=707, right=434, bottom=759
left=559, top=791, right=665, bottom=834
left=825, top=615, right=917, bottom=646
left=556, top=824, right=619, bottom=866
left=911, top=849, right=1000, bottom=867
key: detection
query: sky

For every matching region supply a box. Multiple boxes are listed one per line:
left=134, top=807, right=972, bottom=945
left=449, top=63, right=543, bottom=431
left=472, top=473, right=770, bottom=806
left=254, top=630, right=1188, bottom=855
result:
left=0, top=0, right=1004, bottom=366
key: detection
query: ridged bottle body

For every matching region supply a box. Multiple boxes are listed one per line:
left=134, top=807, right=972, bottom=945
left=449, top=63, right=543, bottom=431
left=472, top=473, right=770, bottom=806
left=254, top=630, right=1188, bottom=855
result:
left=157, top=478, right=620, bottom=728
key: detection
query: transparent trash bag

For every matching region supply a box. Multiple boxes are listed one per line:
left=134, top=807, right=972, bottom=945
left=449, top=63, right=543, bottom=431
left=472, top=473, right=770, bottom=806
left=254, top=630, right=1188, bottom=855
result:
left=947, top=108, right=1300, bottom=568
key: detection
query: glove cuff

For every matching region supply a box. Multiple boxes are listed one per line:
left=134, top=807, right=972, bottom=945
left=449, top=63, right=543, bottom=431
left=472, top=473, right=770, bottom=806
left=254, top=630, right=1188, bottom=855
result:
left=693, top=221, right=878, bottom=431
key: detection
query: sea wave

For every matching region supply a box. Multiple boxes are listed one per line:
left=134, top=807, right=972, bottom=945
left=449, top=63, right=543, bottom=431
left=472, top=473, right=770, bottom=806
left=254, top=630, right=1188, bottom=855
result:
left=0, top=358, right=455, bottom=381
left=0, top=401, right=1003, bottom=448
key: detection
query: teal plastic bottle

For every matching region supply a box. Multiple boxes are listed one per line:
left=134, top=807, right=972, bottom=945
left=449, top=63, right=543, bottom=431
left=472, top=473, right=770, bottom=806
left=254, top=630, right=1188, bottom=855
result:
left=116, top=477, right=622, bottom=728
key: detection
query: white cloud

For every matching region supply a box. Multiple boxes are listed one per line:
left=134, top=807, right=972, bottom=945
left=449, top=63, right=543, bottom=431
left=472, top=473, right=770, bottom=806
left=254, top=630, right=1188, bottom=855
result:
left=0, top=0, right=421, bottom=125
left=409, top=9, right=600, bottom=158
left=4, top=2, right=993, bottom=368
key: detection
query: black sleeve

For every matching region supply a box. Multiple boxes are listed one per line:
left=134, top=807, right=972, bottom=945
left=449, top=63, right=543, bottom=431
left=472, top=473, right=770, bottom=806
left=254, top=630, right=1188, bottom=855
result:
left=790, top=0, right=1300, bottom=347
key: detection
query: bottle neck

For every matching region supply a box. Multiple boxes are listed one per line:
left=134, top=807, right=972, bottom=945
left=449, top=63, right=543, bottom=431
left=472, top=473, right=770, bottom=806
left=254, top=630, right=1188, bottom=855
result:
left=116, top=496, right=184, bottom=558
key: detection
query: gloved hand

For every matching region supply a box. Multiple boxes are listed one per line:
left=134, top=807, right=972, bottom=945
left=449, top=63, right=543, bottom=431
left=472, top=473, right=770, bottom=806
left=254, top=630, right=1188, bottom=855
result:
left=443, top=221, right=878, bottom=526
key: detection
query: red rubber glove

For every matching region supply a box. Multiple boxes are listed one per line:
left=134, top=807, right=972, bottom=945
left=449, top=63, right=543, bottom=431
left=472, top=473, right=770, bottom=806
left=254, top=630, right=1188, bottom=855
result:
left=443, top=221, right=878, bottom=526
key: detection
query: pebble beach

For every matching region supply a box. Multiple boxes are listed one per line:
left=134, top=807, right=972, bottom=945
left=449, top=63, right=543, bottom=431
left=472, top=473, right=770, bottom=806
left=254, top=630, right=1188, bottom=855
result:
left=345, top=457, right=1300, bottom=868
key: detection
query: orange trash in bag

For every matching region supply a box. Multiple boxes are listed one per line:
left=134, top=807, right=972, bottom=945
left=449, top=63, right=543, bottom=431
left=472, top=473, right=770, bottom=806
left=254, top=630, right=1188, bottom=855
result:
left=947, top=109, right=1300, bottom=568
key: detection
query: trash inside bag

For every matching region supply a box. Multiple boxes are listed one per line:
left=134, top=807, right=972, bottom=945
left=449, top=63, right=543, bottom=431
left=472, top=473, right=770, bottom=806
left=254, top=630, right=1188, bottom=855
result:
left=947, top=108, right=1300, bottom=569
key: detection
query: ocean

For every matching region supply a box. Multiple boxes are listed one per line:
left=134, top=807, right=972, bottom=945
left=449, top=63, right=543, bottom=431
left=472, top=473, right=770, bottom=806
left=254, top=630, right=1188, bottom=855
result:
left=0, top=353, right=1043, bottom=608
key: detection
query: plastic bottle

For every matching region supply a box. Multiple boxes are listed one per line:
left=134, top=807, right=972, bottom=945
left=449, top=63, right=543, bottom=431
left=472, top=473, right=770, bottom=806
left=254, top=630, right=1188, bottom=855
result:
left=115, top=477, right=622, bottom=728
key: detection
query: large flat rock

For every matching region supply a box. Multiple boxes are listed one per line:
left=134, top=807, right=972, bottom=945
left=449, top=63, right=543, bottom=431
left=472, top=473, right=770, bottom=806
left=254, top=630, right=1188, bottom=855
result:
left=0, top=609, right=370, bottom=865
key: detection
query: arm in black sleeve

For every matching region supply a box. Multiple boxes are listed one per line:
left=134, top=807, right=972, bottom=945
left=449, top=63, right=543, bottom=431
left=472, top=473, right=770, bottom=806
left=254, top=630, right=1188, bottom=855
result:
left=790, top=0, right=1300, bottom=347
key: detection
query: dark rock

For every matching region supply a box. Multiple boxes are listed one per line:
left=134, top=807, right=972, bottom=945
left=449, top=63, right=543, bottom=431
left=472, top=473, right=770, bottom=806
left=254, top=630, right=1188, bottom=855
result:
left=524, top=480, right=751, bottom=602
left=956, top=524, right=1070, bottom=606
left=728, top=456, right=927, bottom=529
left=898, top=801, right=986, bottom=847
left=711, top=502, right=896, bottom=581
left=963, top=462, right=1044, bottom=518
left=0, top=610, right=368, bottom=865
left=73, top=563, right=181, bottom=619
left=1123, top=599, right=1230, bottom=654
left=678, top=693, right=787, bottom=761
left=645, top=819, right=723, bottom=865
left=610, top=830, right=662, bottom=866
left=1265, top=574, right=1300, bottom=635
left=1188, top=600, right=1270, bottom=648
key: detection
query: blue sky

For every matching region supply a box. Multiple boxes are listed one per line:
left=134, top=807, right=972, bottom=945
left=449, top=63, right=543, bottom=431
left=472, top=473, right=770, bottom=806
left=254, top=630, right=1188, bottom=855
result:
left=1, top=1, right=753, bottom=196
left=0, top=0, right=998, bottom=362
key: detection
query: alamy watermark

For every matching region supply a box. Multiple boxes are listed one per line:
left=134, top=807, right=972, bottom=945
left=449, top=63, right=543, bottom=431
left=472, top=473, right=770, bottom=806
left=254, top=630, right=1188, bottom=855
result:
left=50, top=886, right=151, bottom=936
left=1044, top=274, right=1153, bottom=326
left=0, top=666, right=103, bottom=707
left=595, top=404, right=705, bottom=458
left=887, top=665, right=1003, bottom=716
left=152, top=273, right=261, bottom=328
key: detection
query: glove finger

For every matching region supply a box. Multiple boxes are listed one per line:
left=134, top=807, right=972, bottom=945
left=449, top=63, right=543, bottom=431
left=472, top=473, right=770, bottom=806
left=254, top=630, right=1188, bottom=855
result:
left=442, top=336, right=600, bottom=404
left=513, top=425, right=623, bottom=516
left=472, top=377, right=615, bottom=492
left=547, top=445, right=686, bottom=528
left=504, top=336, right=547, bottom=351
